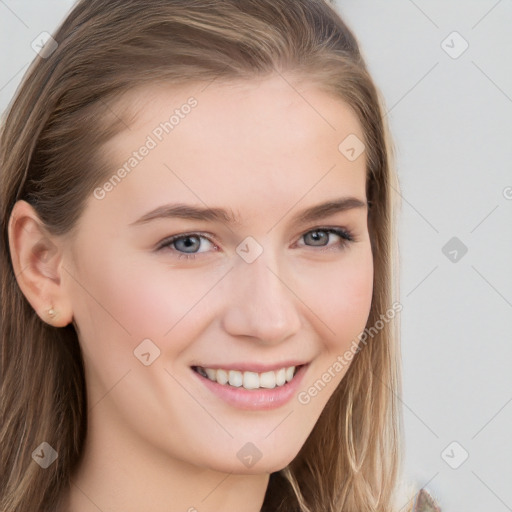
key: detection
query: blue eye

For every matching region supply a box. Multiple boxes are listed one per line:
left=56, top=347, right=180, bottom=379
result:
left=158, top=233, right=215, bottom=260
left=299, top=228, right=354, bottom=249
left=157, top=227, right=354, bottom=260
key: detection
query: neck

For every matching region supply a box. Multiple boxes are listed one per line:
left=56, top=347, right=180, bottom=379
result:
left=56, top=405, right=269, bottom=512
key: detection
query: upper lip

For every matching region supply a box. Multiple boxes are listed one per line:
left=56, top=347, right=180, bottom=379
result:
left=191, top=361, right=309, bottom=373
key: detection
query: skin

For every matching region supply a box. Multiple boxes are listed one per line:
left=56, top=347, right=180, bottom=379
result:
left=9, top=73, right=373, bottom=512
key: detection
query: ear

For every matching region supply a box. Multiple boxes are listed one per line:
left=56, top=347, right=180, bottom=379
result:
left=8, top=200, right=74, bottom=327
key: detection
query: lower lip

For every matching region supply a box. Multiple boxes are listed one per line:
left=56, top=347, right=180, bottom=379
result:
left=192, top=364, right=308, bottom=410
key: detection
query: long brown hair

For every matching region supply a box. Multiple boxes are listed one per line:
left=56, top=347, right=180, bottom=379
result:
left=0, top=1, right=404, bottom=511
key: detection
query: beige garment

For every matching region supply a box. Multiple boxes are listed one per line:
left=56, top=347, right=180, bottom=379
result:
left=412, top=488, right=442, bottom=512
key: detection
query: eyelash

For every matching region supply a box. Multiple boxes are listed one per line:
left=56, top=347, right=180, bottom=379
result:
left=156, top=227, right=355, bottom=261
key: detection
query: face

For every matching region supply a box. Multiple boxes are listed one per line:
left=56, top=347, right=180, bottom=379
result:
left=61, top=74, right=373, bottom=474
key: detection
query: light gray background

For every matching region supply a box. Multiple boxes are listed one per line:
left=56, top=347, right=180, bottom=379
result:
left=1, top=1, right=511, bottom=511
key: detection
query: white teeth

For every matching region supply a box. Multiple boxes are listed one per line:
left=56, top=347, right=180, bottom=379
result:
left=276, top=368, right=286, bottom=386
left=259, top=371, right=276, bottom=389
left=195, top=365, right=298, bottom=389
left=204, top=368, right=216, bottom=380
left=216, top=369, right=228, bottom=385
left=228, top=370, right=243, bottom=387
left=243, top=371, right=260, bottom=390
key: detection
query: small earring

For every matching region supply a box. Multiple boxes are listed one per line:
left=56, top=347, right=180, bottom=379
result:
left=47, top=307, right=57, bottom=318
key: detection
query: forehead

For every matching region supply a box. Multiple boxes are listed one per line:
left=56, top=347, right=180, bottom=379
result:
left=93, top=74, right=367, bottom=225
left=110, top=73, right=365, bottom=158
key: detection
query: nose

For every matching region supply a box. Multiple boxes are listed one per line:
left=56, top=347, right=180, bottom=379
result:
left=220, top=251, right=302, bottom=345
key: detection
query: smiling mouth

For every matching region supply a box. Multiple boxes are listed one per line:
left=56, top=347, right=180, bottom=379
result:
left=191, top=365, right=302, bottom=390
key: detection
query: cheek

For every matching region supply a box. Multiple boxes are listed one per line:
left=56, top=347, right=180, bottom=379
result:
left=126, top=267, right=221, bottom=328
left=75, top=250, right=213, bottom=335
left=302, top=249, right=374, bottom=350
left=67, top=253, right=219, bottom=403
left=123, top=248, right=374, bottom=354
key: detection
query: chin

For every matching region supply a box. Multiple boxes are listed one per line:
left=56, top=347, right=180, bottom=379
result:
left=198, top=445, right=301, bottom=475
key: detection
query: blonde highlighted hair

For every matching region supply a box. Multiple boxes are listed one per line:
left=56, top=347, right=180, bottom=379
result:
left=0, top=1, right=406, bottom=510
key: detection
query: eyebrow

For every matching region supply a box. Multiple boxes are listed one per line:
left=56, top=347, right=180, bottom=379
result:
left=129, top=197, right=367, bottom=227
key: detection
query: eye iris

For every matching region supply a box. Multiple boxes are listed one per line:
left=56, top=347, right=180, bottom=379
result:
left=305, top=230, right=328, bottom=246
left=175, top=236, right=200, bottom=253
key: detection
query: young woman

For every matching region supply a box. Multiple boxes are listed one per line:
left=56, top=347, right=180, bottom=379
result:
left=0, top=1, right=441, bottom=511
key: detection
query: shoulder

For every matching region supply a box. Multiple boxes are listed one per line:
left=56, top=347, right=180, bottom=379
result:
left=412, top=488, right=442, bottom=512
